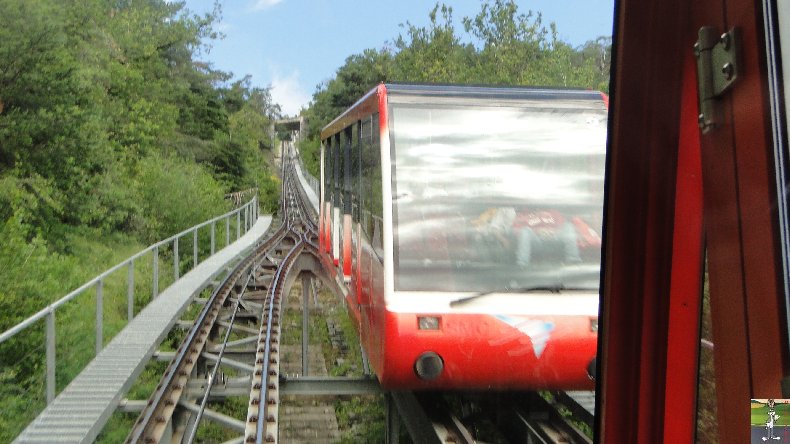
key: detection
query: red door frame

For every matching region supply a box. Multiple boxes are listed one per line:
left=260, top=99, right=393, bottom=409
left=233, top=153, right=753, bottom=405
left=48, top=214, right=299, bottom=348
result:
left=699, top=0, right=788, bottom=434
left=596, top=1, right=690, bottom=440
left=598, top=0, right=788, bottom=442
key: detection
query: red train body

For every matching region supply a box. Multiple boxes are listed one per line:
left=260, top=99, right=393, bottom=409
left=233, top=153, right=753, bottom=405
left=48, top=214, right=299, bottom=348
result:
left=318, top=84, right=605, bottom=390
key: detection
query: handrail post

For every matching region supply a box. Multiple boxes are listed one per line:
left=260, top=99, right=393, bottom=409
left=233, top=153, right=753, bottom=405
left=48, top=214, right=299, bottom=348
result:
left=211, top=221, right=216, bottom=255
left=236, top=211, right=241, bottom=240
left=127, top=260, right=134, bottom=321
left=226, top=217, right=230, bottom=246
left=174, top=237, right=179, bottom=280
left=96, top=279, right=103, bottom=355
left=153, top=246, right=159, bottom=298
left=46, top=310, right=55, bottom=404
left=193, top=228, right=198, bottom=269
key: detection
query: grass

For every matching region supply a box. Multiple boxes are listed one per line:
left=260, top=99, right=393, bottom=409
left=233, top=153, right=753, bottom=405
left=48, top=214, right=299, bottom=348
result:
left=278, top=279, right=387, bottom=443
left=0, top=228, right=147, bottom=442
left=95, top=359, right=169, bottom=444
left=313, top=284, right=387, bottom=442
left=0, top=221, right=238, bottom=443
left=2, top=223, right=384, bottom=442
left=334, top=394, right=387, bottom=443
left=751, top=403, right=790, bottom=426
left=191, top=396, right=249, bottom=442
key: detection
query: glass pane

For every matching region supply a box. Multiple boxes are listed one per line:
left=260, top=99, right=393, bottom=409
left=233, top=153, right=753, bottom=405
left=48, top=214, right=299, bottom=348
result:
left=390, top=98, right=607, bottom=292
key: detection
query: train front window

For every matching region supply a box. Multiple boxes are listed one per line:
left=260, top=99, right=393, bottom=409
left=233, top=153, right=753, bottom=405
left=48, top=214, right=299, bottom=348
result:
left=390, top=99, right=607, bottom=292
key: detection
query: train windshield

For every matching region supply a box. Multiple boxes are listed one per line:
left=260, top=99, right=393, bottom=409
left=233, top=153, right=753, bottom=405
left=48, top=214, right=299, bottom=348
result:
left=390, top=97, right=607, bottom=292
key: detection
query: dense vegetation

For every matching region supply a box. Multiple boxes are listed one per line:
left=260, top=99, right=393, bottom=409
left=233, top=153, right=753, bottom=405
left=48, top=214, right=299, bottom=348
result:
left=0, top=0, right=282, bottom=324
left=299, top=0, right=612, bottom=176
left=0, top=1, right=280, bottom=440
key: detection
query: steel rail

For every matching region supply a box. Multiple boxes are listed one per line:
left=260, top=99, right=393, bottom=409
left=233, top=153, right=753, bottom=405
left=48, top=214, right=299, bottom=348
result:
left=487, top=391, right=593, bottom=444
left=236, top=165, right=313, bottom=444
left=287, top=163, right=319, bottom=235
left=125, top=260, right=250, bottom=443
left=184, top=267, right=256, bottom=444
left=125, top=224, right=288, bottom=443
left=250, top=239, right=304, bottom=443
left=131, top=168, right=302, bottom=441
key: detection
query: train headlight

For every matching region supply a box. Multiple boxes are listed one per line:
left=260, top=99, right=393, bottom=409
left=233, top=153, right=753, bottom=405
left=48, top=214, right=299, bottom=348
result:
left=418, top=316, right=441, bottom=330
left=590, top=318, right=599, bottom=333
left=414, top=351, right=444, bottom=380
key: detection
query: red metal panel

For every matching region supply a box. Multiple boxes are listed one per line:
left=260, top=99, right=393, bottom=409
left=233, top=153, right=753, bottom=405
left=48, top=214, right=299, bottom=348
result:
left=342, top=214, right=352, bottom=279
left=662, top=54, right=705, bottom=443
left=664, top=51, right=703, bottom=442
left=597, top=1, right=689, bottom=442
left=697, top=59, right=754, bottom=444
left=378, top=312, right=596, bottom=390
left=725, top=0, right=788, bottom=395
left=693, top=0, right=787, bottom=441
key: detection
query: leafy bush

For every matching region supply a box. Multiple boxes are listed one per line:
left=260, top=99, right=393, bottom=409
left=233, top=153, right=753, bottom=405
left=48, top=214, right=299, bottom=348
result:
left=298, top=137, right=321, bottom=178
left=134, top=153, right=230, bottom=243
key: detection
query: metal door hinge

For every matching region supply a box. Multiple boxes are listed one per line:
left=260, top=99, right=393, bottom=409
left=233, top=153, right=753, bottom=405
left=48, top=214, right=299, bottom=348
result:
left=694, top=27, right=741, bottom=133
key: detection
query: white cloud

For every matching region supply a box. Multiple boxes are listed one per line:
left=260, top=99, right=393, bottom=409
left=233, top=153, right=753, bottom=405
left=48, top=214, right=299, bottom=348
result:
left=270, top=70, right=311, bottom=117
left=250, top=0, right=282, bottom=11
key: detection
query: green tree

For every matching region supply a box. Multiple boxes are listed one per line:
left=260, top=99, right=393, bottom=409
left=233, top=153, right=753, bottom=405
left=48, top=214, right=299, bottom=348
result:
left=0, top=0, right=108, bottom=232
left=134, top=153, right=228, bottom=242
left=463, top=0, right=550, bottom=84
left=304, top=48, right=392, bottom=142
left=300, top=0, right=612, bottom=168
left=392, top=4, right=474, bottom=83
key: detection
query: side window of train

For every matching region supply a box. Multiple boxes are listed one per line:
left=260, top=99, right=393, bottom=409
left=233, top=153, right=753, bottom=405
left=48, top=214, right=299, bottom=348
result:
left=351, top=121, right=360, bottom=223
left=323, top=138, right=330, bottom=203
left=343, top=126, right=353, bottom=216
left=361, top=116, right=373, bottom=241
left=334, top=133, right=342, bottom=210
left=371, top=113, right=383, bottom=259
left=356, top=112, right=383, bottom=261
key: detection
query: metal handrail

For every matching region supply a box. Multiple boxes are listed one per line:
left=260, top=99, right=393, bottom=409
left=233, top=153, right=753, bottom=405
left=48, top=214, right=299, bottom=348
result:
left=293, top=144, right=319, bottom=195
left=0, top=194, right=260, bottom=404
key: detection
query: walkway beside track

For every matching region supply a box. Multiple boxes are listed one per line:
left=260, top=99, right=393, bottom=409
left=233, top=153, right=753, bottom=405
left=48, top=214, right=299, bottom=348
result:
left=14, top=216, right=273, bottom=444
left=294, top=160, right=319, bottom=213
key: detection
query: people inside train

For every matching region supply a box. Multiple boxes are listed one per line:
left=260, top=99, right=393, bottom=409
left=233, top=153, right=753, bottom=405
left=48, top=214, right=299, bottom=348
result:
left=471, top=206, right=516, bottom=262
left=513, top=208, right=588, bottom=267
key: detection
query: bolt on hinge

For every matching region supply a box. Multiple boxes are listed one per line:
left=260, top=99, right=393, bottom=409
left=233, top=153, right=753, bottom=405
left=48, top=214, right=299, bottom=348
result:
left=694, top=27, right=741, bottom=133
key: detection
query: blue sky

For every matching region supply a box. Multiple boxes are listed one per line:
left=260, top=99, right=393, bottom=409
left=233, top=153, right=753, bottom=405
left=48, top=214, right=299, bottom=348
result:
left=182, top=0, right=614, bottom=116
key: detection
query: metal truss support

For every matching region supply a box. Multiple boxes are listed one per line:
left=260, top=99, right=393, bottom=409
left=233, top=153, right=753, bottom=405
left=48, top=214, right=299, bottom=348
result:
left=302, top=273, right=311, bottom=376
left=179, top=400, right=247, bottom=432
left=279, top=376, right=380, bottom=396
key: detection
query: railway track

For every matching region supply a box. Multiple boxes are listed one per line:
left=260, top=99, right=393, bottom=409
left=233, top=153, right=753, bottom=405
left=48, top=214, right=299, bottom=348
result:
left=124, top=155, right=595, bottom=443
